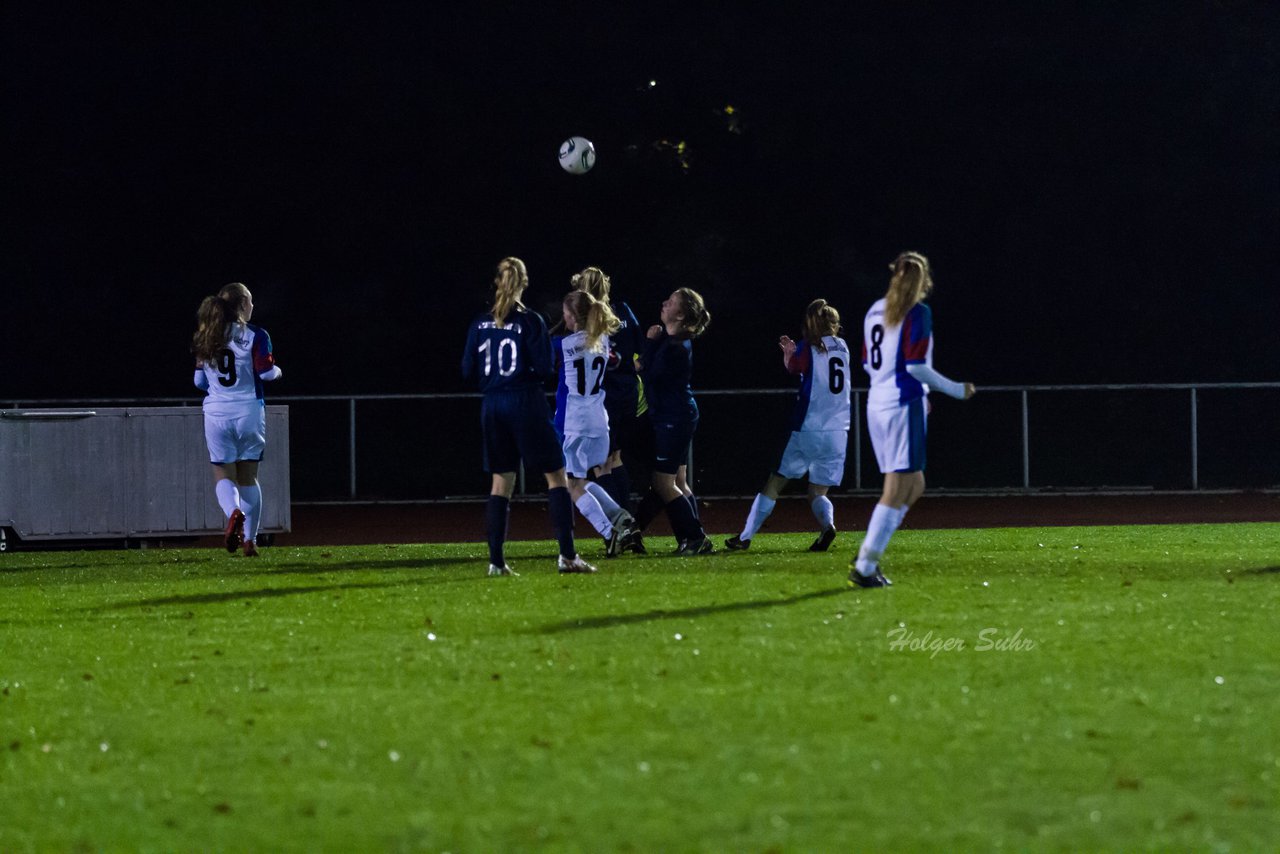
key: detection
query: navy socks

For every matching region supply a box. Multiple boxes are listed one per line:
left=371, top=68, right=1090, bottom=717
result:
left=547, top=486, right=577, bottom=559
left=485, top=495, right=510, bottom=566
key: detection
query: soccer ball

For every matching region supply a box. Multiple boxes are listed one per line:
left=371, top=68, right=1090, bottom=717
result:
left=558, top=136, right=596, bottom=175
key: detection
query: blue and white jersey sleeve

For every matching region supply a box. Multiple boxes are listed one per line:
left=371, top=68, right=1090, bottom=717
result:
left=791, top=336, right=852, bottom=432
left=199, top=323, right=272, bottom=418
left=554, top=331, right=610, bottom=438
left=865, top=300, right=934, bottom=407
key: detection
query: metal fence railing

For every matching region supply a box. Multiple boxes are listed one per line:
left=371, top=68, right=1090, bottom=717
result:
left=5, top=383, right=1279, bottom=501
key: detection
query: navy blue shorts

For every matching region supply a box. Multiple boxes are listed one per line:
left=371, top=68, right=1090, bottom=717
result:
left=481, top=389, right=566, bottom=475
left=651, top=418, right=696, bottom=475
left=604, top=389, right=640, bottom=456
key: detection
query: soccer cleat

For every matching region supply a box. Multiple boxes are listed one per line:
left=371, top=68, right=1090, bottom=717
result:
left=626, top=533, right=647, bottom=555
left=557, top=554, right=597, bottom=574
left=724, top=535, right=751, bottom=551
left=605, top=526, right=626, bottom=558
left=223, top=509, right=245, bottom=553
left=242, top=539, right=259, bottom=558
left=487, top=563, right=518, bottom=577
left=848, top=567, right=893, bottom=588
left=809, top=526, right=837, bottom=552
left=675, top=537, right=715, bottom=556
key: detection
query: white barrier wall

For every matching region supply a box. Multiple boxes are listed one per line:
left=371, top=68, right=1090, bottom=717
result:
left=0, top=406, right=290, bottom=542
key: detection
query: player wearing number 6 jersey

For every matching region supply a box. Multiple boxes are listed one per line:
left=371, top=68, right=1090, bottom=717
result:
left=726, top=299, right=850, bottom=553
left=553, top=291, right=639, bottom=557
left=851, top=252, right=976, bottom=588
left=461, top=257, right=595, bottom=577
left=191, top=282, right=283, bottom=558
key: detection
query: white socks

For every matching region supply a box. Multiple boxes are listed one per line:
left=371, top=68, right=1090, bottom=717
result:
left=740, top=493, right=777, bottom=541
left=855, top=503, right=907, bottom=576
left=575, top=493, right=613, bottom=538
left=215, top=479, right=241, bottom=518
left=585, top=482, right=624, bottom=524
left=240, top=484, right=262, bottom=543
left=810, top=495, right=834, bottom=530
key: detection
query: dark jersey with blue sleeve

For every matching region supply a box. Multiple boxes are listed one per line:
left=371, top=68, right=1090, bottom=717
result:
left=462, top=306, right=554, bottom=394
left=640, top=330, right=698, bottom=423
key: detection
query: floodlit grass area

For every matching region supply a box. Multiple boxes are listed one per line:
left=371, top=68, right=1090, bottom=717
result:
left=2, top=523, right=1278, bottom=851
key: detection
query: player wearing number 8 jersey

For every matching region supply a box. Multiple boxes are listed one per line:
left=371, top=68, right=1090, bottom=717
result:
left=851, top=252, right=976, bottom=588
left=726, top=299, right=850, bottom=553
left=461, top=257, right=595, bottom=576
left=192, top=282, right=282, bottom=557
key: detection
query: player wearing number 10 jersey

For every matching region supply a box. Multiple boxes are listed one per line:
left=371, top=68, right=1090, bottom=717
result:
left=192, top=282, right=283, bottom=558
left=461, top=257, right=594, bottom=577
left=851, top=252, right=976, bottom=589
left=726, top=299, right=850, bottom=554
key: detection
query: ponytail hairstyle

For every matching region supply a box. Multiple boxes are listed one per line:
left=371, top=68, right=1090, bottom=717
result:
left=563, top=290, right=620, bottom=353
left=802, top=299, right=841, bottom=354
left=192, top=282, right=252, bottom=364
left=883, top=251, right=933, bottom=327
left=570, top=266, right=612, bottom=306
left=491, top=257, right=528, bottom=328
left=672, top=287, right=711, bottom=339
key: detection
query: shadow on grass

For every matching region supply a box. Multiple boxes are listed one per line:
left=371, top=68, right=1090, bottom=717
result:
left=532, top=586, right=850, bottom=634
left=1240, top=565, right=1280, bottom=576
left=261, top=556, right=473, bottom=575
left=92, top=569, right=473, bottom=611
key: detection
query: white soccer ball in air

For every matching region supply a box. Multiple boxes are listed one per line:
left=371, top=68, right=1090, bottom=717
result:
left=558, top=136, right=596, bottom=174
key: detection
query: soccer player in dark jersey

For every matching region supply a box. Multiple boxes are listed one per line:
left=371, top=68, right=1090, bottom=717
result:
left=634, top=287, right=713, bottom=556
left=461, top=257, right=596, bottom=576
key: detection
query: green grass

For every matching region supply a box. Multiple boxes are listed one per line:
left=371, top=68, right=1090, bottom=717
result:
left=2, top=523, right=1278, bottom=851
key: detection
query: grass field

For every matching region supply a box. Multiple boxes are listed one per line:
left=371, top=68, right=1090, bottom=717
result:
left=2, top=523, right=1278, bottom=851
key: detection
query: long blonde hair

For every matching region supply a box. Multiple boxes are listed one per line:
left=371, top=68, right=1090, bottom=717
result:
left=883, top=251, right=933, bottom=327
left=563, top=290, right=620, bottom=352
left=192, top=282, right=251, bottom=364
left=672, top=287, right=711, bottom=339
left=571, top=266, right=612, bottom=305
left=802, top=299, right=841, bottom=353
left=491, top=257, right=528, bottom=328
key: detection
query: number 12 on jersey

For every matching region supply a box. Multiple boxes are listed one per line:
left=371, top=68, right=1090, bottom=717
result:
left=573, top=356, right=605, bottom=395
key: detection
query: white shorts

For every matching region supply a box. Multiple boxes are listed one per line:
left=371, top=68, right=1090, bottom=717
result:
left=868, top=398, right=928, bottom=473
left=562, top=433, right=609, bottom=478
left=777, top=430, right=848, bottom=486
left=204, top=408, right=267, bottom=464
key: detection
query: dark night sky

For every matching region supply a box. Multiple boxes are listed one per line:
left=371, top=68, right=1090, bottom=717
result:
left=3, top=2, right=1277, bottom=400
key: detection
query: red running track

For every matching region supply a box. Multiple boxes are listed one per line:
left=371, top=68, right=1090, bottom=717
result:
left=272, top=493, right=1280, bottom=547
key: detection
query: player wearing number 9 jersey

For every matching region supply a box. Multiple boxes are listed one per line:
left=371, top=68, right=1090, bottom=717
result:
left=726, top=299, right=850, bottom=554
left=461, top=257, right=595, bottom=577
left=851, top=252, right=976, bottom=589
left=192, top=282, right=282, bottom=558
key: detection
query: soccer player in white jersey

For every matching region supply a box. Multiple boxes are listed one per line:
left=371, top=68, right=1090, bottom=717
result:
left=191, top=283, right=283, bottom=557
left=852, top=252, right=976, bottom=588
left=553, top=291, right=639, bottom=557
left=727, top=299, right=851, bottom=552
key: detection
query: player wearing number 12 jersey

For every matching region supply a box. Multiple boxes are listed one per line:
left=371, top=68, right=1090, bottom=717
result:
left=727, top=299, right=850, bottom=553
left=192, top=282, right=283, bottom=558
left=461, top=257, right=595, bottom=577
left=552, top=291, right=639, bottom=557
left=851, top=252, right=976, bottom=589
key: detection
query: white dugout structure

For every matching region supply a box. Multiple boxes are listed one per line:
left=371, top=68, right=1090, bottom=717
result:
left=0, top=406, right=290, bottom=549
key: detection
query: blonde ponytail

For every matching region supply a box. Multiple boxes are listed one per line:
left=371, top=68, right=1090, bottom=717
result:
left=491, top=257, right=528, bottom=328
left=883, top=252, right=932, bottom=327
